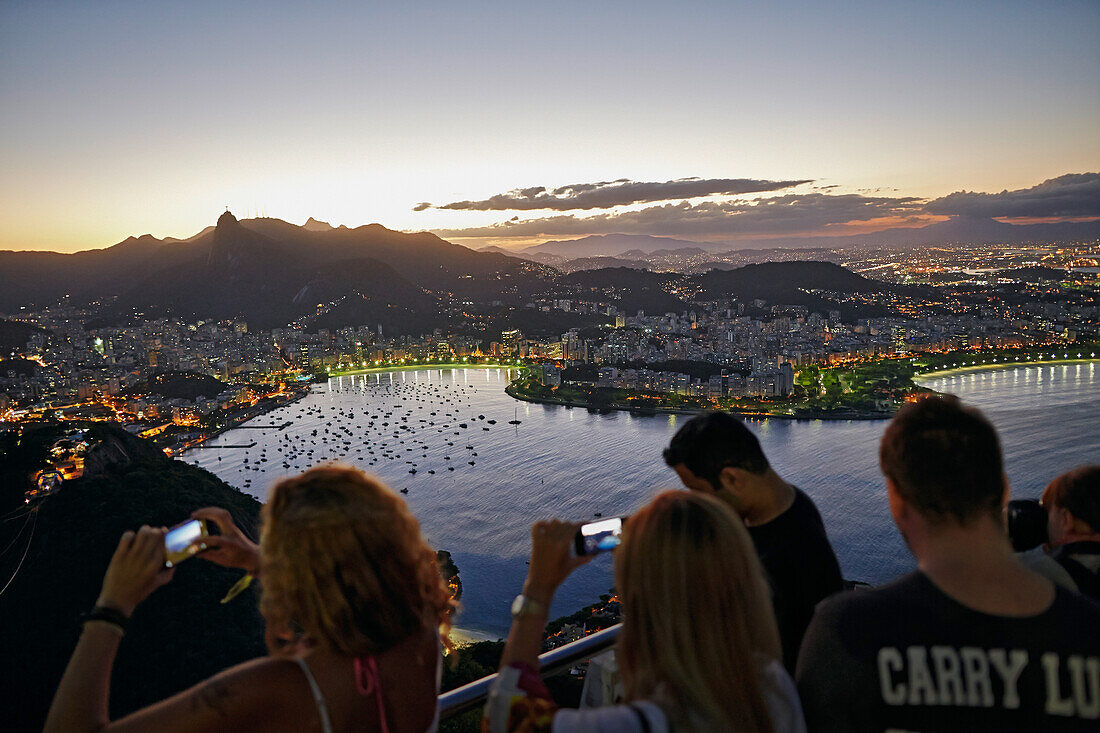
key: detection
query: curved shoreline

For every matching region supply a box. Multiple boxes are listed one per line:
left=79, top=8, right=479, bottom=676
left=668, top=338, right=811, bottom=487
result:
left=316, top=358, right=1097, bottom=421
left=914, top=358, right=1098, bottom=381
left=504, top=383, right=894, bottom=421
left=327, top=363, right=522, bottom=377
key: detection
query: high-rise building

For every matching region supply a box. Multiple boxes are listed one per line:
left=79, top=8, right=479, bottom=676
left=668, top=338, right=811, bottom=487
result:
left=892, top=325, right=908, bottom=354
left=501, top=329, right=522, bottom=356
left=779, top=363, right=794, bottom=396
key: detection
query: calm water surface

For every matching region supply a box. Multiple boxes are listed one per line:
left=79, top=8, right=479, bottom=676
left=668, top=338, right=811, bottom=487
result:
left=184, top=363, right=1098, bottom=637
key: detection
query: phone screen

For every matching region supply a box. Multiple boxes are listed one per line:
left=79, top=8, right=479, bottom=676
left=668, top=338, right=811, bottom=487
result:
left=164, top=519, right=207, bottom=567
left=575, top=517, right=625, bottom=556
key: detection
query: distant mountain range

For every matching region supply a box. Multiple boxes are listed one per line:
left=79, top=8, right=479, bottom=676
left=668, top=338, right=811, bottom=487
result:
left=0, top=212, right=1005, bottom=330
left=522, top=234, right=711, bottom=258
left=0, top=212, right=548, bottom=330
left=477, top=244, right=530, bottom=258
left=508, top=217, right=1100, bottom=259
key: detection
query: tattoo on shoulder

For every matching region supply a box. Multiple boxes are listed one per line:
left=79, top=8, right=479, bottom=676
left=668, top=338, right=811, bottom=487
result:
left=192, top=677, right=233, bottom=719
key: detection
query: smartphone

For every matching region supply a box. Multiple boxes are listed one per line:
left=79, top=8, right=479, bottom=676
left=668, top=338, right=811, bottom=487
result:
left=164, top=518, right=209, bottom=567
left=574, top=517, right=626, bottom=556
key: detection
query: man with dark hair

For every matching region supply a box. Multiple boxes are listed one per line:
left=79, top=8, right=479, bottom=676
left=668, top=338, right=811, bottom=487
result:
left=663, top=410, right=843, bottom=671
left=1020, top=465, right=1100, bottom=599
left=797, top=396, right=1100, bottom=731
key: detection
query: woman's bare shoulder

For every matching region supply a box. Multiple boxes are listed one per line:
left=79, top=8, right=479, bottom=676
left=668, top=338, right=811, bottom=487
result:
left=105, top=655, right=316, bottom=733
left=207, top=654, right=317, bottom=708
left=184, top=656, right=312, bottom=728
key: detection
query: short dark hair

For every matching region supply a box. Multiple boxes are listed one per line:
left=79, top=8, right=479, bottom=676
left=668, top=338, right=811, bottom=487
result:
left=879, top=395, right=1004, bottom=523
left=663, top=411, right=770, bottom=489
left=1042, top=465, right=1100, bottom=533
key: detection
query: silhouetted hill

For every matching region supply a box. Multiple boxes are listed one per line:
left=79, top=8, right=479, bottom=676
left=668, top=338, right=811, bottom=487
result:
left=0, top=423, right=266, bottom=731
left=995, top=266, right=1069, bottom=283
left=0, top=357, right=40, bottom=378
left=562, top=268, right=687, bottom=314
left=698, top=260, right=888, bottom=296
left=558, top=261, right=921, bottom=318
left=124, top=371, right=230, bottom=401
left=116, top=213, right=451, bottom=329
left=0, top=237, right=172, bottom=312
left=0, top=319, right=49, bottom=355
left=696, top=261, right=917, bottom=317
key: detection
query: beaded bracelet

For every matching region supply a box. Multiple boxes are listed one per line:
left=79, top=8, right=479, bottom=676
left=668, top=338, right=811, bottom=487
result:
left=81, top=605, right=130, bottom=635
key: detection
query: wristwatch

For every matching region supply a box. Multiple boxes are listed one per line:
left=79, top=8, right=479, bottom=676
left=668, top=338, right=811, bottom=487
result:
left=511, top=593, right=547, bottom=618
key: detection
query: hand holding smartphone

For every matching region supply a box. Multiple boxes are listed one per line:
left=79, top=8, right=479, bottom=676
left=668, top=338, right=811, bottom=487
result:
left=574, top=517, right=626, bottom=556
left=164, top=518, right=210, bottom=567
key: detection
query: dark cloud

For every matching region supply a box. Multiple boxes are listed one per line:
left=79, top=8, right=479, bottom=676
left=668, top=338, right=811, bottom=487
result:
left=412, top=202, right=432, bottom=212
left=418, top=177, right=812, bottom=211
left=432, top=192, right=921, bottom=239
left=925, top=173, right=1100, bottom=218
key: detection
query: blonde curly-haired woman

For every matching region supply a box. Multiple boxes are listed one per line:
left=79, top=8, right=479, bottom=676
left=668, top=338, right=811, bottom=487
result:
left=46, top=465, right=454, bottom=733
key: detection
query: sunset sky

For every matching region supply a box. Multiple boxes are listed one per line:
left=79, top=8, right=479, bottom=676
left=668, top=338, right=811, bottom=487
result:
left=1, top=1, right=1098, bottom=252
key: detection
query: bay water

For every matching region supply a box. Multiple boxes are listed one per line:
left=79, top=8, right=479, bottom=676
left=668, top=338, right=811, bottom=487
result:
left=184, top=362, right=1099, bottom=637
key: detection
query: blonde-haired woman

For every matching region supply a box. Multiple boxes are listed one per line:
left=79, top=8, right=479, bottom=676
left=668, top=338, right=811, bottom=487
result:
left=46, top=465, right=454, bottom=733
left=485, top=490, right=805, bottom=732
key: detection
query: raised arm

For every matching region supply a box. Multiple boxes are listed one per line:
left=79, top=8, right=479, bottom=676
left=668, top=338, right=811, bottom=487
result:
left=498, top=520, right=588, bottom=670
left=45, top=526, right=174, bottom=733
left=44, top=523, right=299, bottom=733
left=484, top=521, right=590, bottom=732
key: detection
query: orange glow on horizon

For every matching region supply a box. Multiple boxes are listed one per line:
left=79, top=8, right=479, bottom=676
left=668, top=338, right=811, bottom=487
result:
left=993, top=216, right=1100, bottom=225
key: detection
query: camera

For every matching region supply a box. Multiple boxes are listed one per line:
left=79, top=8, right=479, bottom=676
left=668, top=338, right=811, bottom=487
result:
left=574, top=517, right=626, bottom=556
left=164, top=518, right=210, bottom=567
left=1005, top=499, right=1048, bottom=552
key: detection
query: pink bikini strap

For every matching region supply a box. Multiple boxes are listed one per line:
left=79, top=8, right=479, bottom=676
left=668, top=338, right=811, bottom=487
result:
left=354, top=655, right=390, bottom=733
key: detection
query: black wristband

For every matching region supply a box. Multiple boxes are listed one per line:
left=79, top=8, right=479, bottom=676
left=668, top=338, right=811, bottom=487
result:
left=82, top=605, right=130, bottom=633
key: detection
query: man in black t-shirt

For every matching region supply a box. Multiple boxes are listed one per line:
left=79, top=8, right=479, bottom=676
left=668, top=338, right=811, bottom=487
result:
left=797, top=396, right=1100, bottom=731
left=663, top=410, right=844, bottom=671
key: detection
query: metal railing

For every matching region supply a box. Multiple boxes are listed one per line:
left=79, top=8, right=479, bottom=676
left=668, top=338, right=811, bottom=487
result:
left=438, top=623, right=621, bottom=719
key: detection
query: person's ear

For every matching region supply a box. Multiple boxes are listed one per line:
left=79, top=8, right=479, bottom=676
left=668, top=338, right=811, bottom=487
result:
left=1001, top=474, right=1011, bottom=509
left=886, top=477, right=907, bottom=526
left=715, top=467, right=747, bottom=515
left=718, top=466, right=745, bottom=494
left=1057, top=506, right=1081, bottom=536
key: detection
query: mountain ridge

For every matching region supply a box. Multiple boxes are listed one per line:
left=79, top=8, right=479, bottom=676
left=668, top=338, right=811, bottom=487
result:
left=0, top=213, right=547, bottom=330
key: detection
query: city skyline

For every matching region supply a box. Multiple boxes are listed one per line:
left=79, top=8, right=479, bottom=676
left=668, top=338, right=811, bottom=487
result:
left=2, top=1, right=1098, bottom=252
